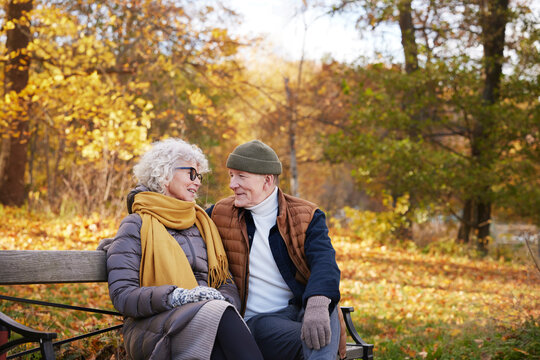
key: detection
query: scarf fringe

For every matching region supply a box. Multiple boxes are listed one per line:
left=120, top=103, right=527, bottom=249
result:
left=208, top=256, right=233, bottom=288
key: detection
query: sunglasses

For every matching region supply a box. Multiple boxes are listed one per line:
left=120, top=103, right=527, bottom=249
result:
left=175, top=167, right=203, bottom=182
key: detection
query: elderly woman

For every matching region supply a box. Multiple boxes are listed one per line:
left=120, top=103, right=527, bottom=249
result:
left=105, top=138, right=262, bottom=360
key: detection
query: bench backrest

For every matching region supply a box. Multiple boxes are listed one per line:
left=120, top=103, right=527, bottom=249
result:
left=0, top=250, right=374, bottom=360
left=0, top=250, right=107, bottom=285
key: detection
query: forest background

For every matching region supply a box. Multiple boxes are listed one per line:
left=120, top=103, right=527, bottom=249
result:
left=0, top=0, right=538, bottom=359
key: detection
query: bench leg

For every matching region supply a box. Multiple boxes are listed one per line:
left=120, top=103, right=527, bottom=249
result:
left=40, top=339, right=55, bottom=360
left=0, top=325, right=8, bottom=360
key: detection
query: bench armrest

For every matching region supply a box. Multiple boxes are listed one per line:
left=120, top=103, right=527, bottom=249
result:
left=0, top=311, right=57, bottom=356
left=0, top=312, right=57, bottom=341
left=340, top=306, right=374, bottom=360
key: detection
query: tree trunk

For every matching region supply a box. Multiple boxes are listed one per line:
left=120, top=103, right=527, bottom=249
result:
left=458, top=0, right=508, bottom=252
left=392, top=0, right=418, bottom=241
left=284, top=77, right=299, bottom=197
left=481, top=0, right=508, bottom=105
left=476, top=200, right=491, bottom=251
left=289, top=125, right=299, bottom=196
left=0, top=0, right=33, bottom=206
left=476, top=0, right=508, bottom=252
left=457, top=199, right=473, bottom=243
left=398, top=0, right=418, bottom=74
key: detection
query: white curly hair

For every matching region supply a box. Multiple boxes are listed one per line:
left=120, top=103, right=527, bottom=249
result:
left=133, top=138, right=209, bottom=194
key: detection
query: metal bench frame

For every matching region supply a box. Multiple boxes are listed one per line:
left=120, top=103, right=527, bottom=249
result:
left=0, top=250, right=373, bottom=359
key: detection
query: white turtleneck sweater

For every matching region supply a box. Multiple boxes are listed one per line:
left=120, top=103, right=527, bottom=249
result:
left=244, top=187, right=294, bottom=321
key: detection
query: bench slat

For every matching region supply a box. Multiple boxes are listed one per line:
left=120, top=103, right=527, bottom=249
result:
left=343, top=345, right=365, bottom=359
left=0, top=250, right=107, bottom=284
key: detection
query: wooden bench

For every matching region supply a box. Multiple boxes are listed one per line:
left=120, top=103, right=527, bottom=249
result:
left=0, top=250, right=374, bottom=359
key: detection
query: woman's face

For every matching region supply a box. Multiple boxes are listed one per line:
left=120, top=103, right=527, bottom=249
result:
left=164, top=160, right=201, bottom=201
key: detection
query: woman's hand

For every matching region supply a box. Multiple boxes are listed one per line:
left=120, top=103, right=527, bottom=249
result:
left=168, top=286, right=225, bottom=307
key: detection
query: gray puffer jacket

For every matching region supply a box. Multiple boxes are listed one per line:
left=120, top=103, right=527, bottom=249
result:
left=107, top=212, right=241, bottom=359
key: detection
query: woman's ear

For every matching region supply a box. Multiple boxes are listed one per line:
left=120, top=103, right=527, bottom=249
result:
left=163, top=182, right=170, bottom=196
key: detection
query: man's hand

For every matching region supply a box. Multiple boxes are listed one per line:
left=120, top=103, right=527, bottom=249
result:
left=301, top=296, right=332, bottom=350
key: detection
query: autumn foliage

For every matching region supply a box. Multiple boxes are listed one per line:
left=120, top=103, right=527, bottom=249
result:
left=0, top=207, right=538, bottom=359
left=0, top=0, right=539, bottom=358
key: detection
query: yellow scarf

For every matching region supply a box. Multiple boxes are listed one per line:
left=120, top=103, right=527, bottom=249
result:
left=133, top=191, right=231, bottom=289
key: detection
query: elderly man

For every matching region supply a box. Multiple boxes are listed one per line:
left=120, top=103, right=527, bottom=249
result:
left=206, top=140, right=342, bottom=360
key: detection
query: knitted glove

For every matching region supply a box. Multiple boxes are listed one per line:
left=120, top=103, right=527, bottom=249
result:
left=301, top=296, right=332, bottom=350
left=190, top=286, right=226, bottom=302
left=168, top=286, right=225, bottom=307
left=168, top=287, right=189, bottom=307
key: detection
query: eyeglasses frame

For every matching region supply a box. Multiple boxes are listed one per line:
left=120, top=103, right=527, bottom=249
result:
left=175, top=166, right=203, bottom=182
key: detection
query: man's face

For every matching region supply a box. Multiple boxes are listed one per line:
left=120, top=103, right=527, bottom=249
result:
left=228, top=169, right=274, bottom=208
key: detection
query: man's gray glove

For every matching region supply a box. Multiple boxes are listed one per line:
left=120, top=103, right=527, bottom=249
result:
left=168, top=286, right=225, bottom=307
left=301, top=295, right=332, bottom=350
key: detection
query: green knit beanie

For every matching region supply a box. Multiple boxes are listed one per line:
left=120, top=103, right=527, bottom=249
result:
left=226, top=140, right=282, bottom=175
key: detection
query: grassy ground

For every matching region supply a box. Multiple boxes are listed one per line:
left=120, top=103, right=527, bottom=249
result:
left=334, top=231, right=540, bottom=359
left=1, top=207, right=539, bottom=359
